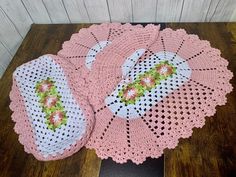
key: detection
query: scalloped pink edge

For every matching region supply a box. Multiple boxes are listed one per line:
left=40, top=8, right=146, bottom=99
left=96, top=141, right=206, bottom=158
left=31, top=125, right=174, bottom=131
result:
left=9, top=54, right=95, bottom=161
left=85, top=27, right=233, bottom=164
left=57, top=22, right=143, bottom=57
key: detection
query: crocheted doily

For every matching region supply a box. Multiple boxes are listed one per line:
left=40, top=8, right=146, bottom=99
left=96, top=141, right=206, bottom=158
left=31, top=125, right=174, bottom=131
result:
left=85, top=27, right=233, bottom=164
left=10, top=54, right=94, bottom=160
left=57, top=23, right=143, bottom=81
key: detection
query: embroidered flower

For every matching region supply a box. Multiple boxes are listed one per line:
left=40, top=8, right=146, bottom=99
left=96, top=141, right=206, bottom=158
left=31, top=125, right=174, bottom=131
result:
left=140, top=75, right=155, bottom=88
left=119, top=61, right=176, bottom=105
left=123, top=86, right=139, bottom=101
left=49, top=110, right=65, bottom=127
left=43, top=96, right=58, bottom=108
left=36, top=78, right=67, bottom=131
left=37, top=80, right=53, bottom=93
left=156, top=64, right=174, bottom=77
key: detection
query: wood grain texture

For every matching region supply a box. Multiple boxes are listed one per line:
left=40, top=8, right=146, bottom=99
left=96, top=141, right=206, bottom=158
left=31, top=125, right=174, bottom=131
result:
left=0, top=23, right=236, bottom=177
left=108, top=0, right=132, bottom=22
left=1, top=0, right=236, bottom=78
left=0, top=24, right=101, bottom=177
left=132, top=0, right=156, bottom=22
left=21, top=0, right=52, bottom=23
left=42, top=0, right=70, bottom=23
left=63, top=0, right=90, bottom=23
left=164, top=22, right=236, bottom=177
left=156, top=0, right=184, bottom=22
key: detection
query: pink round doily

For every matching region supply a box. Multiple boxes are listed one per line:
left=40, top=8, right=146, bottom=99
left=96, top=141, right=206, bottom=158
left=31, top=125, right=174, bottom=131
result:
left=85, top=26, right=233, bottom=164
left=58, top=23, right=143, bottom=76
left=10, top=54, right=94, bottom=160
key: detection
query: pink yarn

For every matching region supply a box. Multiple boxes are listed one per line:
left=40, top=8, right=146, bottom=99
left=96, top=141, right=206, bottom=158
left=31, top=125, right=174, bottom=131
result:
left=9, top=23, right=233, bottom=164
left=10, top=54, right=94, bottom=160
left=85, top=27, right=233, bottom=164
left=58, top=23, right=143, bottom=79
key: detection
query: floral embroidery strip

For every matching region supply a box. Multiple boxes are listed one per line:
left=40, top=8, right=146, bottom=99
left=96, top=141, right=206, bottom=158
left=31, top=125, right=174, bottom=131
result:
left=35, top=78, right=67, bottom=131
left=119, top=61, right=177, bottom=104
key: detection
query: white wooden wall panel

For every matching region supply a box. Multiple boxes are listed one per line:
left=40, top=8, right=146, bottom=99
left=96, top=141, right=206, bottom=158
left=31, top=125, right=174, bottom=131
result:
left=22, top=0, right=52, bottom=23
left=0, top=0, right=32, bottom=37
left=230, top=7, right=236, bottom=21
left=0, top=41, right=12, bottom=69
left=84, top=0, right=110, bottom=22
left=180, top=0, right=212, bottom=22
left=63, top=0, right=90, bottom=23
left=132, top=0, right=156, bottom=22
left=0, top=0, right=236, bottom=78
left=210, top=0, right=236, bottom=22
left=42, top=0, right=70, bottom=23
left=108, top=0, right=132, bottom=22
left=204, top=0, right=221, bottom=22
left=0, top=7, right=22, bottom=55
left=0, top=41, right=11, bottom=77
left=156, top=0, right=184, bottom=22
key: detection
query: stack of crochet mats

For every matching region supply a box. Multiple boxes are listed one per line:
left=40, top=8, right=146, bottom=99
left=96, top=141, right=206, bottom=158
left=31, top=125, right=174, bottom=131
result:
left=10, top=23, right=233, bottom=164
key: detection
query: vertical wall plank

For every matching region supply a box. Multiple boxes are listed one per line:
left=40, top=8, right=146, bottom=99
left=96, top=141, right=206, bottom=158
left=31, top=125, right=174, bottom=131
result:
left=132, top=0, right=156, bottom=22
left=108, top=0, right=132, bottom=22
left=84, top=0, right=110, bottom=22
left=210, top=0, right=236, bottom=22
left=22, top=0, right=52, bottom=23
left=156, top=0, right=184, bottom=22
left=205, top=0, right=221, bottom=21
left=42, top=0, right=70, bottom=23
left=63, top=0, right=90, bottom=23
left=180, top=0, right=211, bottom=22
left=0, top=42, right=12, bottom=78
left=230, top=8, right=236, bottom=21
left=0, top=8, right=22, bottom=55
left=0, top=0, right=32, bottom=37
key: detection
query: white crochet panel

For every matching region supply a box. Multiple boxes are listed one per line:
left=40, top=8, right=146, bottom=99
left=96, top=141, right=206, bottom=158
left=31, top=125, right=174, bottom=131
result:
left=14, top=55, right=86, bottom=157
left=86, top=41, right=112, bottom=70
left=105, top=51, right=192, bottom=119
left=121, top=49, right=146, bottom=77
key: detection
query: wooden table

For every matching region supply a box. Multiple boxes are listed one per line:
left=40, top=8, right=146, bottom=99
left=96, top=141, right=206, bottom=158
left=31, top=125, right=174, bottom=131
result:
left=0, top=23, right=236, bottom=177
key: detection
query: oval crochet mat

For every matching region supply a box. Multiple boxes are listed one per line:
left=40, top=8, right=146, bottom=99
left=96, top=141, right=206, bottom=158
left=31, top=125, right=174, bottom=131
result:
left=10, top=54, right=94, bottom=160
left=85, top=27, right=233, bottom=164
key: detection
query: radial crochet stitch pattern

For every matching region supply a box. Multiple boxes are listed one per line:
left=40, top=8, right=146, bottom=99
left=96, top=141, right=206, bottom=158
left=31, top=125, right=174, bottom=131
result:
left=58, top=23, right=143, bottom=77
left=85, top=26, right=233, bottom=164
left=9, top=23, right=233, bottom=164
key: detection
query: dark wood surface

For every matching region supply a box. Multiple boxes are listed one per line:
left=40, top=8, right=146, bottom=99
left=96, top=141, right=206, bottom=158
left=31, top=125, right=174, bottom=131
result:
left=0, top=23, right=236, bottom=177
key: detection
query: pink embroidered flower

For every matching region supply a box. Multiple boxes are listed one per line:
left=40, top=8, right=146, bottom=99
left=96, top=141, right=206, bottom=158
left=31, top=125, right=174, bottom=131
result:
left=123, top=87, right=139, bottom=101
left=49, top=110, right=65, bottom=127
left=156, top=64, right=174, bottom=77
left=140, top=75, right=155, bottom=88
left=43, top=96, right=58, bottom=108
left=37, top=80, right=53, bottom=93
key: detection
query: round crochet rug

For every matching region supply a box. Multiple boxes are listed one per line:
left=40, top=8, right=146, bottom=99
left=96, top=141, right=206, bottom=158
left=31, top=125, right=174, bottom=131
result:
left=85, top=27, right=233, bottom=164
left=10, top=54, right=94, bottom=160
left=58, top=23, right=143, bottom=74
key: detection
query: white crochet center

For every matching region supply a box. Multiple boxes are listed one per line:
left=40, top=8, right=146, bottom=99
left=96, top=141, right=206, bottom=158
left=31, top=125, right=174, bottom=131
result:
left=86, top=41, right=112, bottom=70
left=14, top=55, right=86, bottom=157
left=105, top=51, right=192, bottom=119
